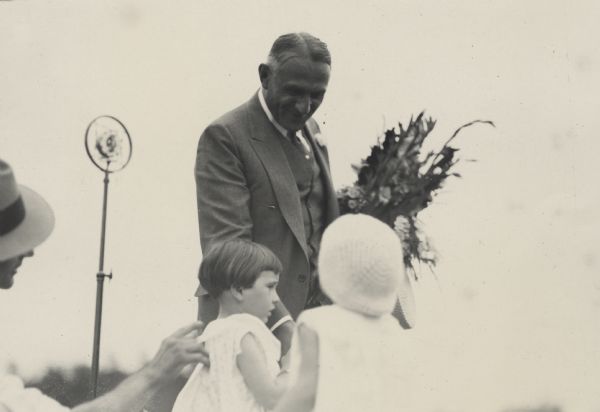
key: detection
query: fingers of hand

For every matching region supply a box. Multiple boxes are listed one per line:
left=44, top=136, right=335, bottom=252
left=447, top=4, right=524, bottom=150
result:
left=179, top=363, right=196, bottom=379
left=168, top=339, right=207, bottom=362
left=171, top=320, right=204, bottom=338
left=182, top=341, right=210, bottom=367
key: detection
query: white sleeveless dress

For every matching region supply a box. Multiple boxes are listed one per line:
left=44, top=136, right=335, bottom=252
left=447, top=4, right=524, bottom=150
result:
left=292, top=305, right=412, bottom=412
left=172, top=313, right=281, bottom=412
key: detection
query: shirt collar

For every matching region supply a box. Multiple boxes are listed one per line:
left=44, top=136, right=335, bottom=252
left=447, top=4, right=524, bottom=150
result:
left=258, top=88, right=290, bottom=138
left=257, top=88, right=312, bottom=154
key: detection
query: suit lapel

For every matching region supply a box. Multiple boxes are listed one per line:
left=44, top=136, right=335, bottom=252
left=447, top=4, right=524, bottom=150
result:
left=245, top=95, right=308, bottom=257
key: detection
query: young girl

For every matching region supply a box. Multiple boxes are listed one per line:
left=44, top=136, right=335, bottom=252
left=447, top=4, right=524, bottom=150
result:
left=274, top=214, right=416, bottom=412
left=173, top=239, right=289, bottom=412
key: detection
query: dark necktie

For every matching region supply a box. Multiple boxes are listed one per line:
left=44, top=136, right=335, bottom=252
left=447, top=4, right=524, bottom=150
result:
left=287, top=131, right=310, bottom=159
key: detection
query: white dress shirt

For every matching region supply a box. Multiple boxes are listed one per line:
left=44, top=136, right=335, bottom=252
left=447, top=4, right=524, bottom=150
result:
left=257, top=88, right=312, bottom=154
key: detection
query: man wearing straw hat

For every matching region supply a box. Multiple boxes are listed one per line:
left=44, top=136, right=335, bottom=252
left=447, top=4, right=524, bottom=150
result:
left=0, top=158, right=208, bottom=412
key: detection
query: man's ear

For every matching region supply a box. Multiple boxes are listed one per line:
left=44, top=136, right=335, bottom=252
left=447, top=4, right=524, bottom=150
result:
left=231, top=286, right=244, bottom=302
left=258, top=63, right=271, bottom=89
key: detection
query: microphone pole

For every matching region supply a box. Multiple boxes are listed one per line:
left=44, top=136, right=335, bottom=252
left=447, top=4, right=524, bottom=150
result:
left=91, top=166, right=112, bottom=398
left=84, top=116, right=132, bottom=398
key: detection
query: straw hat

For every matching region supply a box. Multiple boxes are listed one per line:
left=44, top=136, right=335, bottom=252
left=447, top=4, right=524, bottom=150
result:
left=319, top=214, right=416, bottom=326
left=0, top=159, right=54, bottom=260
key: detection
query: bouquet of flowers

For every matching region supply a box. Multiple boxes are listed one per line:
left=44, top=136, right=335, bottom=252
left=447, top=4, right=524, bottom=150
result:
left=337, top=112, right=494, bottom=278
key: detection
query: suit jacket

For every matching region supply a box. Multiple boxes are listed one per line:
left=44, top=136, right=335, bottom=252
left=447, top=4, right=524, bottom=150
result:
left=195, top=92, right=339, bottom=322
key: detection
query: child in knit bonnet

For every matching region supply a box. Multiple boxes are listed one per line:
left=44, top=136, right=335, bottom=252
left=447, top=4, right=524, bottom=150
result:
left=274, top=214, right=415, bottom=412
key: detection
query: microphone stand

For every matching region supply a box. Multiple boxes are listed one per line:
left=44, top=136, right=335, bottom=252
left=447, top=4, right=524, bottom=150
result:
left=90, top=164, right=113, bottom=398
left=84, top=115, right=131, bottom=399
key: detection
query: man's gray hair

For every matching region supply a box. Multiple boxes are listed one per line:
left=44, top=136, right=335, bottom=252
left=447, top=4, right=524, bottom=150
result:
left=266, top=32, right=331, bottom=69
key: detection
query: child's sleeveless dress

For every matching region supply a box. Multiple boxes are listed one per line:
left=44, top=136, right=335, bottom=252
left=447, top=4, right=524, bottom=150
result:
left=172, top=313, right=281, bottom=412
left=292, top=304, right=412, bottom=412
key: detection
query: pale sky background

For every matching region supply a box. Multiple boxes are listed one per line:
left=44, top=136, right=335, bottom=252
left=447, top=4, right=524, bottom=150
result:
left=1, top=1, right=599, bottom=411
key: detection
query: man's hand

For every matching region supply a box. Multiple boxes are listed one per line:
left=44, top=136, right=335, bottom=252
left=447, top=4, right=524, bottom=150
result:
left=73, top=322, right=209, bottom=412
left=145, top=321, right=209, bottom=384
left=272, top=319, right=295, bottom=357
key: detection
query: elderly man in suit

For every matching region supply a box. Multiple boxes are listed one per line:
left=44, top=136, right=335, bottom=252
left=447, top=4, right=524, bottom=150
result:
left=195, top=32, right=339, bottom=354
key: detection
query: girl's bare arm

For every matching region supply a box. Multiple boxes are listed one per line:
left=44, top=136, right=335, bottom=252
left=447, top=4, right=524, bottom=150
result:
left=237, top=333, right=290, bottom=410
left=272, top=324, right=319, bottom=412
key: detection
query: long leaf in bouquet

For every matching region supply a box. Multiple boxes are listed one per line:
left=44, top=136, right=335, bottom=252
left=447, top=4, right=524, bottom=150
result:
left=337, top=113, right=494, bottom=278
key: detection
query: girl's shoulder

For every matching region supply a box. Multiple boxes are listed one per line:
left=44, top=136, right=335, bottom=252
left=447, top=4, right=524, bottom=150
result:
left=202, top=313, right=266, bottom=335
left=297, top=305, right=352, bottom=334
left=298, top=305, right=402, bottom=337
left=297, top=305, right=338, bottom=324
left=201, top=314, right=280, bottom=358
left=298, top=304, right=371, bottom=324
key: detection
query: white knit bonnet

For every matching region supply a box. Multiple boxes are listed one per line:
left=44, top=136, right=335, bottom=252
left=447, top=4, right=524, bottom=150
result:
left=319, top=214, right=412, bottom=317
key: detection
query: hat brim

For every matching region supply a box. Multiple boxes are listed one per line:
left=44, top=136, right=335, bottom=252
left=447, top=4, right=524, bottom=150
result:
left=392, top=270, right=417, bottom=329
left=0, top=185, right=54, bottom=260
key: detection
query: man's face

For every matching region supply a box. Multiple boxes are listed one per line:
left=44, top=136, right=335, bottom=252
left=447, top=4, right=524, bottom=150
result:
left=0, top=250, right=34, bottom=289
left=239, top=270, right=280, bottom=323
left=261, top=54, right=330, bottom=132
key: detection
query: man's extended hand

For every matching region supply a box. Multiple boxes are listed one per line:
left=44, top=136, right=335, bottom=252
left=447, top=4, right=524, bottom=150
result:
left=273, top=319, right=295, bottom=357
left=145, top=321, right=210, bottom=384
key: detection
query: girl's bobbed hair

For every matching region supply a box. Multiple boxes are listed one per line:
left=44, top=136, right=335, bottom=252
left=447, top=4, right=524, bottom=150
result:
left=199, top=239, right=282, bottom=298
